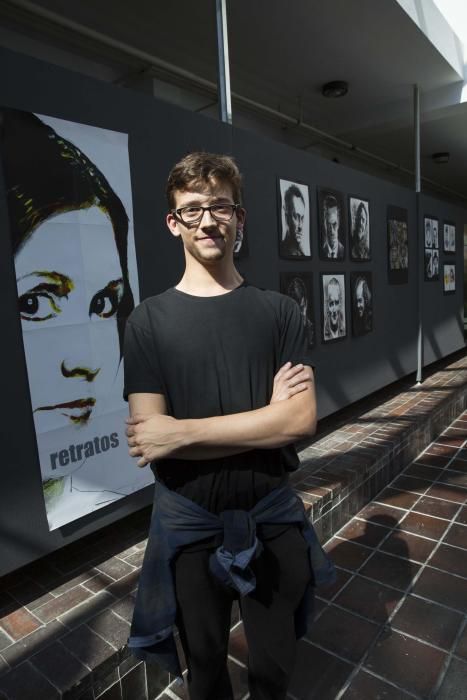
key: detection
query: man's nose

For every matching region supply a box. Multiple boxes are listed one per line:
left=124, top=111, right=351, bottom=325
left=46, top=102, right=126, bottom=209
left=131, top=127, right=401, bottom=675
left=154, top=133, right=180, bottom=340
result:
left=199, top=208, right=218, bottom=225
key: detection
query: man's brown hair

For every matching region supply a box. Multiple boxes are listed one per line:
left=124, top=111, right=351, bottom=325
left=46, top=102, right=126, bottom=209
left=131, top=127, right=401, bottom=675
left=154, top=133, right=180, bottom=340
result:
left=166, top=152, right=242, bottom=209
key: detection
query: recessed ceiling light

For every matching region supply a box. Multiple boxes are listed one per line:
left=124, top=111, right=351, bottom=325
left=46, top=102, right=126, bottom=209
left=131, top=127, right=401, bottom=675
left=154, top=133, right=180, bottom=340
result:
left=322, top=81, right=348, bottom=98
left=432, top=152, right=450, bottom=164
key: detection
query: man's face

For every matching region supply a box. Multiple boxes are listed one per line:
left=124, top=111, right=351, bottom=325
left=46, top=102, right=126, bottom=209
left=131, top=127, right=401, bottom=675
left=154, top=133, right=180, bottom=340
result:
left=325, top=206, right=339, bottom=248
left=357, top=208, right=367, bottom=242
left=285, top=195, right=305, bottom=242
left=356, top=282, right=365, bottom=317
left=167, top=181, right=245, bottom=265
left=328, top=283, right=341, bottom=331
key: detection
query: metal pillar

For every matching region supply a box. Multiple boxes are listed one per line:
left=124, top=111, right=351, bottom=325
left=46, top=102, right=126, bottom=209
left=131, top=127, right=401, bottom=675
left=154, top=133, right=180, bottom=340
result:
left=415, top=84, right=423, bottom=383
left=216, top=0, right=232, bottom=124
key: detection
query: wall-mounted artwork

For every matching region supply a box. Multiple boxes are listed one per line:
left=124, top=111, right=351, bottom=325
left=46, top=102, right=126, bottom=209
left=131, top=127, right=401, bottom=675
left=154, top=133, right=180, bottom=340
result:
left=387, top=206, right=408, bottom=284
left=351, top=272, right=373, bottom=336
left=278, top=178, right=311, bottom=258
left=424, top=216, right=440, bottom=281
left=444, top=264, right=456, bottom=294
left=349, top=196, right=370, bottom=261
left=280, top=272, right=315, bottom=347
left=320, top=273, right=346, bottom=342
left=443, top=221, right=456, bottom=254
left=1, top=108, right=151, bottom=530
left=318, top=188, right=346, bottom=260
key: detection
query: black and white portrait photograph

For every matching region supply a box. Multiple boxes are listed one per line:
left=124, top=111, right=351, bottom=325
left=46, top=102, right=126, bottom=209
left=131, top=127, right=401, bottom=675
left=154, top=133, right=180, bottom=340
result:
left=387, top=206, right=408, bottom=284
left=318, top=188, right=346, bottom=260
left=321, top=273, right=346, bottom=342
left=351, top=272, right=373, bottom=336
left=278, top=178, right=311, bottom=258
left=425, top=248, right=440, bottom=281
left=444, top=264, right=456, bottom=294
left=443, top=221, right=456, bottom=254
left=424, top=217, right=433, bottom=248
left=424, top=216, right=439, bottom=251
left=280, top=272, right=315, bottom=347
left=349, top=196, right=370, bottom=261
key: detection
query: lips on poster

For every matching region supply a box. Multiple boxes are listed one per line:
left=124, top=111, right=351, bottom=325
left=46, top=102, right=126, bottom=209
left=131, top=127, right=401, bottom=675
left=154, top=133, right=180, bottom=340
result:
left=2, top=108, right=152, bottom=530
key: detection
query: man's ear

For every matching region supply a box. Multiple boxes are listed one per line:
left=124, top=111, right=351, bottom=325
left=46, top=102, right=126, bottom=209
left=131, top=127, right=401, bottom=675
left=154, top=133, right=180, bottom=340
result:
left=236, top=206, right=246, bottom=229
left=166, top=212, right=181, bottom=238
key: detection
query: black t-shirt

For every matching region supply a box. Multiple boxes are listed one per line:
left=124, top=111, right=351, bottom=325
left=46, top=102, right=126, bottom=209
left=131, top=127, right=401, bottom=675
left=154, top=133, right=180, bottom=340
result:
left=123, top=282, right=314, bottom=515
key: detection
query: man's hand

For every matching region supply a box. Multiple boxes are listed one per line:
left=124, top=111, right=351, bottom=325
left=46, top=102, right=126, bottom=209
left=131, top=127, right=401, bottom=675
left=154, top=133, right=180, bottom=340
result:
left=126, top=413, right=186, bottom=467
left=270, top=362, right=313, bottom=403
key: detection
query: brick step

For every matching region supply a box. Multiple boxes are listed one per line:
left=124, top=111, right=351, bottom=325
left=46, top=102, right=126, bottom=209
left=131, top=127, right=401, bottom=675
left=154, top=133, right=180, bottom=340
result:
left=0, top=350, right=466, bottom=700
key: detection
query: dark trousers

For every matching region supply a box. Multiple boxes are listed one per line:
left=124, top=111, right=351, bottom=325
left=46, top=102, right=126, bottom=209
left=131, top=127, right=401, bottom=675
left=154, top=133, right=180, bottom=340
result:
left=174, top=526, right=312, bottom=700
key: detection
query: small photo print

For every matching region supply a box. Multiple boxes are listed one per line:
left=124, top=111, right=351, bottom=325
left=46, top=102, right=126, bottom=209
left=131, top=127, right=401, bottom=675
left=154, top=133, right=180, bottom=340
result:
left=444, top=264, right=456, bottom=293
left=425, top=248, right=440, bottom=281
left=424, top=216, right=439, bottom=250
left=350, top=272, right=373, bottom=336
left=321, top=273, right=346, bottom=342
left=349, top=196, right=370, bottom=261
left=443, top=221, right=456, bottom=254
left=387, top=206, right=409, bottom=284
left=280, top=272, right=315, bottom=347
left=318, top=188, right=346, bottom=260
left=278, top=179, right=311, bottom=258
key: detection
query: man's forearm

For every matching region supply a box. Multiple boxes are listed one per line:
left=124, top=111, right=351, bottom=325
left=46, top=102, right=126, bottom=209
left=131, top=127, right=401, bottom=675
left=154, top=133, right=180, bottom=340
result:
left=175, top=389, right=316, bottom=459
left=126, top=364, right=316, bottom=465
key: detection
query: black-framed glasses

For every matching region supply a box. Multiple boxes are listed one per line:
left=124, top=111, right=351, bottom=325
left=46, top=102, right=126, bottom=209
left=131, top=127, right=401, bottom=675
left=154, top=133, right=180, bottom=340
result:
left=172, top=203, right=240, bottom=225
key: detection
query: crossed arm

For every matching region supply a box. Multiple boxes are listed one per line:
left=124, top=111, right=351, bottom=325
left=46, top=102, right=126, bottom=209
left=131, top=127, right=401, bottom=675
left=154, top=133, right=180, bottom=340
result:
left=126, top=362, right=316, bottom=467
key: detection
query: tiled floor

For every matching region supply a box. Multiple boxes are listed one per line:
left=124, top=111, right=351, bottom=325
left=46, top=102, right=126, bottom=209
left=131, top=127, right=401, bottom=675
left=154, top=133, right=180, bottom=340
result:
left=162, top=414, right=467, bottom=700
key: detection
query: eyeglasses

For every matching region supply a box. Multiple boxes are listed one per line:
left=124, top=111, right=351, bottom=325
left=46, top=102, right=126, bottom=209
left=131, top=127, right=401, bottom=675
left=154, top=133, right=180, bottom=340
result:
left=172, top=203, right=240, bottom=225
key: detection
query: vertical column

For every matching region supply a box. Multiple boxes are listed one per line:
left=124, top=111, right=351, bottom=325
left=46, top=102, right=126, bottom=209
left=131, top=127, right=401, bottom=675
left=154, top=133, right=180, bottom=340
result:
left=216, top=0, right=232, bottom=124
left=414, top=84, right=423, bottom=383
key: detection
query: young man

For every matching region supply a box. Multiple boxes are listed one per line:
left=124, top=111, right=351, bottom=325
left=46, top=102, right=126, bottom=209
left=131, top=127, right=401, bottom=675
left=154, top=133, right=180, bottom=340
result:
left=123, top=153, right=334, bottom=700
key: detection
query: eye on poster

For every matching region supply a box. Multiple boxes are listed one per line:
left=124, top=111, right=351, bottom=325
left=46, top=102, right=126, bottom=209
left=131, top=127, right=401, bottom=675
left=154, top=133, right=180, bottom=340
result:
left=1, top=108, right=152, bottom=530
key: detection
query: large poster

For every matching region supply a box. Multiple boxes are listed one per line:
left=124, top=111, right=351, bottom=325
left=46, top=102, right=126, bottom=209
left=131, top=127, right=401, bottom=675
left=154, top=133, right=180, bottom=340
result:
left=2, top=109, right=152, bottom=530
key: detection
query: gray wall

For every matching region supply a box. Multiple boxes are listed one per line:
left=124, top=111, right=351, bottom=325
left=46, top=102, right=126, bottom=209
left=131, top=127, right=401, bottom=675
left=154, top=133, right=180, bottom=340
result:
left=0, top=47, right=465, bottom=575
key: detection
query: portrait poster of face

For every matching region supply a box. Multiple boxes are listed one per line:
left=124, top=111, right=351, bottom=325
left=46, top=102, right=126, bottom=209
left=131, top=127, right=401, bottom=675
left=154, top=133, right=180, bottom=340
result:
left=443, top=221, right=456, bottom=254
left=443, top=264, right=456, bottom=293
left=280, top=272, right=315, bottom=347
left=2, top=108, right=152, bottom=530
left=318, top=188, right=346, bottom=261
left=387, top=205, right=408, bottom=284
left=320, top=273, right=346, bottom=343
left=349, top=196, right=370, bottom=261
left=350, top=272, right=373, bottom=337
left=278, top=178, right=311, bottom=259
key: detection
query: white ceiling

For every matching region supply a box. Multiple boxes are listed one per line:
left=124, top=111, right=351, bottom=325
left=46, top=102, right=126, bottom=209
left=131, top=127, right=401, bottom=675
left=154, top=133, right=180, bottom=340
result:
left=1, top=0, right=466, bottom=202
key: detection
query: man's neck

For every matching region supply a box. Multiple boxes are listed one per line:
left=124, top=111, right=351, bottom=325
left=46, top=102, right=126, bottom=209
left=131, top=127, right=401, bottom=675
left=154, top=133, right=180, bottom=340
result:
left=176, top=258, right=243, bottom=297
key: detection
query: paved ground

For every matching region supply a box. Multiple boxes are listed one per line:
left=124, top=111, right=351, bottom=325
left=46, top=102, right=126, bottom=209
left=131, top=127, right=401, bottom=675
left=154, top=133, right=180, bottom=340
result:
left=162, top=412, right=467, bottom=700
